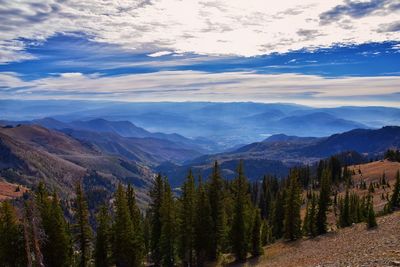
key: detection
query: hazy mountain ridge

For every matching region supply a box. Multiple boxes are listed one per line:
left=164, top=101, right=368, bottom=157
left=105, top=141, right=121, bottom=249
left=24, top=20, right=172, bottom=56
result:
left=2, top=100, right=399, bottom=149
left=159, top=126, right=400, bottom=185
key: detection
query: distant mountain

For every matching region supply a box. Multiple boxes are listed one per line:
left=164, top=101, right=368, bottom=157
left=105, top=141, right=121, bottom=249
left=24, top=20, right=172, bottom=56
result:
left=4, top=100, right=398, bottom=149
left=303, top=126, right=400, bottom=157
left=163, top=126, right=400, bottom=185
left=0, top=124, right=154, bottom=202
left=62, top=128, right=202, bottom=164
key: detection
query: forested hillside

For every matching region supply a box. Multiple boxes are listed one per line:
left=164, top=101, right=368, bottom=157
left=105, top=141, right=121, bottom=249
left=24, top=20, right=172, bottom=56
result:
left=1, top=157, right=399, bottom=266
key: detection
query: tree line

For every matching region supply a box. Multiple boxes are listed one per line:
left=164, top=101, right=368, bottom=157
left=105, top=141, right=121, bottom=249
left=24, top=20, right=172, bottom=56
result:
left=0, top=159, right=399, bottom=267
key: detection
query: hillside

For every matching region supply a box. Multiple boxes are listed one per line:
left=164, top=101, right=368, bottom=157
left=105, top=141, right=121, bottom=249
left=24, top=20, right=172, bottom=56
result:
left=160, top=127, right=400, bottom=185
left=229, top=212, right=400, bottom=267
left=0, top=124, right=154, bottom=202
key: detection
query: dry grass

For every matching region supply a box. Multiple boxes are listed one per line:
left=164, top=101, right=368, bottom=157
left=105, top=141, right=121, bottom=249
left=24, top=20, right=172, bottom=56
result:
left=0, top=179, right=28, bottom=200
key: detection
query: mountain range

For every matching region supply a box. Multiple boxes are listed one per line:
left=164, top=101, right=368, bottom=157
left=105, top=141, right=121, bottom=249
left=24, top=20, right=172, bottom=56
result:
left=2, top=100, right=400, bottom=149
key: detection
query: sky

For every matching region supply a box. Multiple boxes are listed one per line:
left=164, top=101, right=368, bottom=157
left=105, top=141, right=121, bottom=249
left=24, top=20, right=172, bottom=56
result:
left=0, top=0, right=400, bottom=107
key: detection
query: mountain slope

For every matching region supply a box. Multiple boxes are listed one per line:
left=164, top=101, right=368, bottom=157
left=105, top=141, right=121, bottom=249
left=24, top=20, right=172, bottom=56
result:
left=0, top=124, right=154, bottom=201
left=163, top=126, right=400, bottom=185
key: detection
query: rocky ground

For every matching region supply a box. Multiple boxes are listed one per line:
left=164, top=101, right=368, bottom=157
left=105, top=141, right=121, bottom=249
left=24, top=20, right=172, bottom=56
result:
left=228, top=211, right=400, bottom=267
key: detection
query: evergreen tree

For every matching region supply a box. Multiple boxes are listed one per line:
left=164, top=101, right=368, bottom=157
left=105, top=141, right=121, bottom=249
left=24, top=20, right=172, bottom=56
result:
left=251, top=209, right=263, bottom=257
left=231, top=161, right=251, bottom=261
left=179, top=170, right=196, bottom=266
left=95, top=205, right=111, bottom=267
left=207, top=161, right=226, bottom=259
left=303, top=192, right=317, bottom=237
left=126, top=184, right=145, bottom=264
left=339, top=188, right=351, bottom=228
left=149, top=174, right=164, bottom=266
left=0, top=202, right=27, bottom=267
left=283, top=171, right=302, bottom=241
left=35, top=184, right=72, bottom=267
left=194, top=176, right=212, bottom=267
left=74, top=183, right=93, bottom=267
left=271, top=190, right=285, bottom=239
left=390, top=170, right=400, bottom=211
left=159, top=178, right=177, bottom=267
left=316, top=169, right=331, bottom=235
left=113, top=184, right=140, bottom=267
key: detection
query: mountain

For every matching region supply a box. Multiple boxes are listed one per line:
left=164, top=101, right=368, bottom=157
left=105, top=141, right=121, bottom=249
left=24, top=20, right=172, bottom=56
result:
left=270, top=112, right=366, bottom=136
left=160, top=126, right=400, bottom=185
left=0, top=124, right=154, bottom=202
left=303, top=126, right=400, bottom=157
left=61, top=128, right=202, bottom=164
left=4, top=100, right=399, bottom=149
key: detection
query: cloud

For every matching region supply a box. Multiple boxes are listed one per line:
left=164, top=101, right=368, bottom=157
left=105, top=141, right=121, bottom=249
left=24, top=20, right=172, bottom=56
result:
left=319, top=0, right=394, bottom=23
left=147, top=51, right=174, bottom=57
left=1, top=70, right=399, bottom=106
left=0, top=0, right=400, bottom=63
left=378, top=21, right=400, bottom=32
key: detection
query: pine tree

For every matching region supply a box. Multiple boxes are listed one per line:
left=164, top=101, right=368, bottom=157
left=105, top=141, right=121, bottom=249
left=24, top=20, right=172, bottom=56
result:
left=271, top=189, right=285, bottom=240
left=95, top=205, right=111, bottom=267
left=339, top=188, right=351, bottom=228
left=0, top=202, right=27, bottom=267
left=194, top=176, right=212, bottom=267
left=303, top=192, right=317, bottom=237
left=73, top=183, right=93, bottom=267
left=283, top=170, right=302, bottom=241
left=113, top=184, right=139, bottom=267
left=316, top=169, right=331, bottom=235
left=149, top=174, right=164, bottom=266
left=126, top=184, right=145, bottom=264
left=231, top=161, right=250, bottom=261
left=35, top=184, right=72, bottom=267
left=251, top=209, right=263, bottom=257
left=366, top=195, right=377, bottom=228
left=179, top=169, right=196, bottom=266
left=207, top=161, right=226, bottom=259
left=390, top=170, right=400, bottom=211
left=159, top=178, right=177, bottom=267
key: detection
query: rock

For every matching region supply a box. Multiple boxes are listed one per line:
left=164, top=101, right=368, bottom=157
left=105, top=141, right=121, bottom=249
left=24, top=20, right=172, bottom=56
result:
left=391, top=260, right=400, bottom=266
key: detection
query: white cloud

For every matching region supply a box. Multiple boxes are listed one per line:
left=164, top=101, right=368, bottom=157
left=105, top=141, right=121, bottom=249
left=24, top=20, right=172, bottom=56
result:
left=147, top=51, right=173, bottom=57
left=0, top=0, right=400, bottom=63
left=1, top=71, right=399, bottom=107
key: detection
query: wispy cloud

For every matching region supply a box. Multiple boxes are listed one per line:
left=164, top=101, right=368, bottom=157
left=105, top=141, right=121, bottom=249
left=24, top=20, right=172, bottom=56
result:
left=1, top=71, right=399, bottom=106
left=0, top=0, right=399, bottom=63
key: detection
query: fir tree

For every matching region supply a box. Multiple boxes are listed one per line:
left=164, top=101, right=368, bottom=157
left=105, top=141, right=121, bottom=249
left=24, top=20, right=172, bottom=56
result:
left=159, top=178, right=177, bottom=267
left=207, top=161, right=226, bottom=259
left=194, top=176, right=212, bottom=267
left=231, top=161, right=251, bottom=261
left=0, top=202, right=27, bottom=267
left=251, top=209, right=263, bottom=257
left=126, top=184, right=145, bottom=264
left=303, top=192, right=317, bottom=237
left=271, top=190, right=285, bottom=239
left=35, top=184, right=72, bottom=267
left=95, top=205, right=111, bottom=267
left=390, top=170, right=400, bottom=211
left=149, top=174, right=164, bottom=266
left=113, top=184, right=140, bottom=267
left=316, top=169, right=331, bottom=235
left=73, top=183, right=93, bottom=267
left=283, top=171, right=302, bottom=241
left=179, top=170, right=196, bottom=266
left=339, top=188, right=351, bottom=228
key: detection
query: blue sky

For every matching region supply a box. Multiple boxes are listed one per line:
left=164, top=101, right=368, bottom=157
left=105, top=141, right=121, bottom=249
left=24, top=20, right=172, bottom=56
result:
left=0, top=0, right=399, bottom=106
